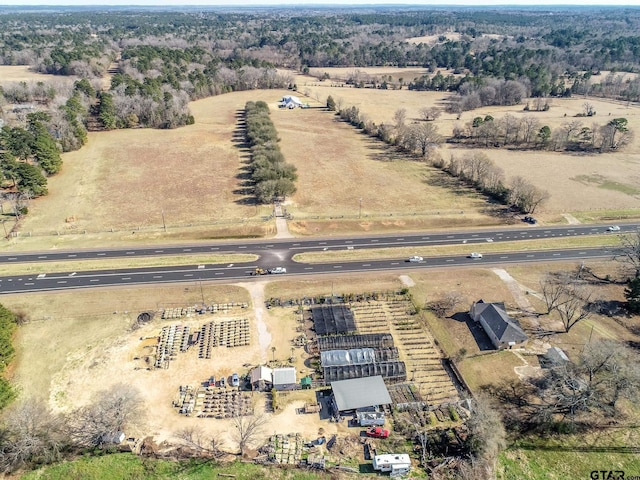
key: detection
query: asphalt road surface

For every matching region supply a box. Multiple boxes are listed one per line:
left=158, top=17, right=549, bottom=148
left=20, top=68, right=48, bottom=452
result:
left=0, top=223, right=632, bottom=264
left=0, top=245, right=616, bottom=295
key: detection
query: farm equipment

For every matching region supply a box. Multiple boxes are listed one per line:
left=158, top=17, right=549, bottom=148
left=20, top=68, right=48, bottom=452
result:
left=250, top=268, right=267, bottom=276
left=366, top=426, right=390, bottom=439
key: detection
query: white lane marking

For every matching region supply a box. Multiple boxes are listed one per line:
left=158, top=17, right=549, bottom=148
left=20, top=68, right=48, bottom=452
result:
left=184, top=274, right=194, bottom=277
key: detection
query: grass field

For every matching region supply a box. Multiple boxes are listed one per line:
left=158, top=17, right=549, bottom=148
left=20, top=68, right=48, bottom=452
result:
left=499, top=429, right=640, bottom=480
left=20, top=454, right=338, bottom=480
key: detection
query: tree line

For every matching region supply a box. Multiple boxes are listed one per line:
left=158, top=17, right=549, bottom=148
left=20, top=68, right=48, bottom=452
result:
left=333, top=98, right=549, bottom=214
left=244, top=101, right=297, bottom=203
left=452, top=112, right=632, bottom=153
left=0, top=111, right=65, bottom=203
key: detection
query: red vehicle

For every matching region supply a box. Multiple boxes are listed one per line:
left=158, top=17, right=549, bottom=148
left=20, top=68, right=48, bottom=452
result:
left=366, top=426, right=390, bottom=439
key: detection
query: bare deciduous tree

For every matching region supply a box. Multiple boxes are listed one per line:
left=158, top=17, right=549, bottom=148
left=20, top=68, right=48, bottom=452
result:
left=66, top=383, right=144, bottom=448
left=232, top=413, right=267, bottom=456
left=539, top=272, right=593, bottom=332
left=419, top=106, right=441, bottom=122
left=393, top=108, right=407, bottom=128
left=0, top=400, right=65, bottom=474
left=464, top=395, right=506, bottom=479
left=175, top=426, right=226, bottom=458
left=614, top=231, right=640, bottom=277
left=427, top=291, right=465, bottom=317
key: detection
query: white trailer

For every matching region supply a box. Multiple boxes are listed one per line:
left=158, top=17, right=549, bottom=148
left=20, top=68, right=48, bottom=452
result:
left=373, top=454, right=411, bottom=476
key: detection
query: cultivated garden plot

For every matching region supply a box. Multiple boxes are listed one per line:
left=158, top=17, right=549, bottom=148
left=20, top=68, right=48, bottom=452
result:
left=349, top=299, right=459, bottom=405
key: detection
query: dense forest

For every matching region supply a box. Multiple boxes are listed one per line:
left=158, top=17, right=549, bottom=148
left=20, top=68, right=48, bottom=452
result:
left=1, top=5, right=640, bottom=199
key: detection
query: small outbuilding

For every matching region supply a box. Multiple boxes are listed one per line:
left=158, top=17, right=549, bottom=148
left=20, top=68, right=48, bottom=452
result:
left=250, top=365, right=273, bottom=391
left=544, top=346, right=570, bottom=366
left=331, top=375, right=392, bottom=413
left=470, top=300, right=528, bottom=350
left=273, top=367, right=297, bottom=391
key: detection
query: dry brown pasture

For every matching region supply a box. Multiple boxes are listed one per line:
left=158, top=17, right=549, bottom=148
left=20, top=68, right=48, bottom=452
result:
left=7, top=85, right=496, bottom=250
left=291, top=68, right=640, bottom=218
left=0, top=65, right=75, bottom=83
left=3, top=68, right=640, bottom=252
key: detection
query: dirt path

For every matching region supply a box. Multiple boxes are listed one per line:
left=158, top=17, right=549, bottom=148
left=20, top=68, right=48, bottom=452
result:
left=492, top=268, right=539, bottom=327
left=274, top=216, right=293, bottom=238
left=241, top=281, right=271, bottom=362
left=562, top=213, right=581, bottom=225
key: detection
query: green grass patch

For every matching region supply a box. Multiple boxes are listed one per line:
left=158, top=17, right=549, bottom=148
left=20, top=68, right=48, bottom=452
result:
left=457, top=351, right=526, bottom=393
left=498, top=433, right=640, bottom=480
left=573, top=208, right=640, bottom=223
left=20, top=454, right=337, bottom=480
left=598, top=180, right=640, bottom=196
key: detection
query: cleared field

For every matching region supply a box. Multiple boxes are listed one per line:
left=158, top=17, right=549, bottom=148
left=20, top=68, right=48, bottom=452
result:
left=8, top=86, right=494, bottom=250
left=271, top=105, right=491, bottom=223
left=0, top=65, right=74, bottom=83
left=290, top=71, right=640, bottom=219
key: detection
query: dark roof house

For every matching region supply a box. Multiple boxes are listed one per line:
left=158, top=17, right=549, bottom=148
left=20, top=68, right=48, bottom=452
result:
left=470, top=300, right=528, bottom=349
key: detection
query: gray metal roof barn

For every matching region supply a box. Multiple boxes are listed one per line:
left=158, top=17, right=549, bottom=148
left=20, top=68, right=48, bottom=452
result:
left=331, top=376, right=392, bottom=411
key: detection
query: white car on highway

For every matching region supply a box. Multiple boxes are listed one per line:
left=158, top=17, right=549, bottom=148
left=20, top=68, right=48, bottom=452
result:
left=408, top=256, right=424, bottom=263
left=269, top=267, right=287, bottom=274
left=469, top=252, right=483, bottom=259
left=607, top=225, right=621, bottom=232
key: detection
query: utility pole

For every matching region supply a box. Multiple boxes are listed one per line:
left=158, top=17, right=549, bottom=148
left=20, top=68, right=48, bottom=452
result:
left=359, top=198, right=362, bottom=219
left=161, top=209, right=167, bottom=232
